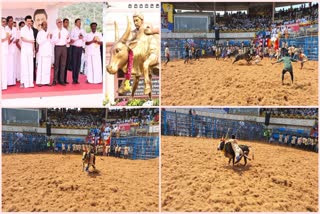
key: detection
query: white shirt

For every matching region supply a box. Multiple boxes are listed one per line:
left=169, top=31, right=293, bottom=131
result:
left=52, top=27, right=69, bottom=46
left=85, top=31, right=102, bottom=55
left=36, top=29, right=53, bottom=56
left=5, top=26, right=18, bottom=54
left=20, top=25, right=34, bottom=54
left=165, top=47, right=169, bottom=56
left=1, top=26, right=8, bottom=55
left=64, top=27, right=71, bottom=48
left=71, top=26, right=86, bottom=47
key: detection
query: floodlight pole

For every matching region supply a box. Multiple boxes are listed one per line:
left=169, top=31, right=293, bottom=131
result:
left=213, top=2, right=216, bottom=26
left=272, top=2, right=275, bottom=23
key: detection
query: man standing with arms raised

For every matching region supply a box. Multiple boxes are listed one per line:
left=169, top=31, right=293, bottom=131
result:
left=70, top=18, right=86, bottom=84
left=20, top=15, right=35, bottom=88
left=52, top=18, right=69, bottom=86
left=85, top=22, right=102, bottom=84
left=36, top=21, right=52, bottom=87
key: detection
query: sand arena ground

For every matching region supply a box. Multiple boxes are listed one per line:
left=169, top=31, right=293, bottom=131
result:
left=161, top=58, right=318, bottom=106
left=2, top=154, right=159, bottom=212
left=161, top=136, right=318, bottom=212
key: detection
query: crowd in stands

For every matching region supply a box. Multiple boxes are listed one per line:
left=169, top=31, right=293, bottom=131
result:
left=43, top=108, right=159, bottom=130
left=45, top=108, right=105, bottom=129
left=260, top=108, right=318, bottom=119
left=216, top=3, right=318, bottom=33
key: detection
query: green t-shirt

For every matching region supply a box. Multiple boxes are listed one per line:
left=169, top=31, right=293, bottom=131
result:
left=276, top=57, right=297, bottom=70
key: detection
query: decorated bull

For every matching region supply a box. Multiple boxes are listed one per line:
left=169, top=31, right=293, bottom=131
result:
left=217, top=138, right=254, bottom=166
left=106, top=13, right=159, bottom=100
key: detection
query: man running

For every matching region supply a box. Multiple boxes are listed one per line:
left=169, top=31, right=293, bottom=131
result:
left=271, top=53, right=297, bottom=85
left=298, top=51, right=308, bottom=69
left=164, top=44, right=170, bottom=65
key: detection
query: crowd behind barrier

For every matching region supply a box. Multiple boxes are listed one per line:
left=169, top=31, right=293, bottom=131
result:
left=260, top=108, right=318, bottom=119
left=2, top=132, right=160, bottom=159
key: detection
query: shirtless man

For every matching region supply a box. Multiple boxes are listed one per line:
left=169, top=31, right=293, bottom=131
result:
left=298, top=51, right=308, bottom=69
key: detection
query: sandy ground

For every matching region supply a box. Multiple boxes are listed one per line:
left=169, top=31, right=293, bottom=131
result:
left=2, top=154, right=159, bottom=212
left=161, top=136, right=318, bottom=212
left=161, top=58, right=318, bottom=106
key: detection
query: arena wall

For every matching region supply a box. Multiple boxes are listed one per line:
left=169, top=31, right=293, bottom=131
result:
left=2, top=125, right=88, bottom=136
left=161, top=32, right=255, bottom=39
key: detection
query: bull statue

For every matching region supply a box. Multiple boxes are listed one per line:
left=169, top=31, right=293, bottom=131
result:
left=106, top=13, right=159, bottom=100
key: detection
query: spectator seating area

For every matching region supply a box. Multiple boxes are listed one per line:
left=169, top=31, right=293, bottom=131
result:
left=217, top=3, right=318, bottom=33
left=260, top=108, right=318, bottom=119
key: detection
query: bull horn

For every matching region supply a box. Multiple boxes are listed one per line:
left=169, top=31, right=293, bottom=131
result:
left=120, top=16, right=131, bottom=43
left=114, top=21, right=119, bottom=41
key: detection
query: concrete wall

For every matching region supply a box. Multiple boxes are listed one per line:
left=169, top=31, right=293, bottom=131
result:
left=161, top=32, right=255, bottom=39
left=3, top=125, right=88, bottom=136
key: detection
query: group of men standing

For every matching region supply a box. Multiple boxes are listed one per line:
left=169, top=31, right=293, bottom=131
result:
left=1, top=15, right=103, bottom=90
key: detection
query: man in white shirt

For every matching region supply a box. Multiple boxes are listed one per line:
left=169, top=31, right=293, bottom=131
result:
left=52, top=18, right=70, bottom=86
left=2, top=22, right=10, bottom=90
left=70, top=18, right=86, bottom=84
left=5, top=16, right=18, bottom=86
left=85, top=22, right=102, bottom=84
left=36, top=21, right=52, bottom=86
left=20, top=15, right=35, bottom=88
left=15, top=21, right=25, bottom=83
left=63, top=18, right=71, bottom=84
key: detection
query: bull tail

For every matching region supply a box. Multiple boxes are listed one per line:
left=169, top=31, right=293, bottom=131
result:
left=249, top=147, right=254, bottom=160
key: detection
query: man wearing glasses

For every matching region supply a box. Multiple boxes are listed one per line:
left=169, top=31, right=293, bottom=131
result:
left=52, top=18, right=70, bottom=86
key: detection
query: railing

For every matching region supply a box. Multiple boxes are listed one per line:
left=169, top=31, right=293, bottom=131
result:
left=161, top=111, right=265, bottom=141
left=2, top=132, right=159, bottom=160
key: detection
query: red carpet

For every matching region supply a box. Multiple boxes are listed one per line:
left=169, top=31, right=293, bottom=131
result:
left=2, top=69, right=102, bottom=99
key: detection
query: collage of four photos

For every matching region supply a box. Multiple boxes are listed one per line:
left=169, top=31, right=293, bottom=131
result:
left=1, top=1, right=319, bottom=212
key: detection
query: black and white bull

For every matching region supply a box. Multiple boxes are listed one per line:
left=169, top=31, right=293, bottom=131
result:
left=232, top=51, right=253, bottom=64
left=217, top=139, right=254, bottom=166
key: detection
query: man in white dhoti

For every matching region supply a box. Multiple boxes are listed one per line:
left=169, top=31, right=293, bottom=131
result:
left=85, top=22, right=102, bottom=84
left=20, top=15, right=35, bottom=88
left=36, top=21, right=52, bottom=86
left=1, top=23, right=10, bottom=90
left=5, top=16, right=18, bottom=86
left=15, top=21, right=25, bottom=82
